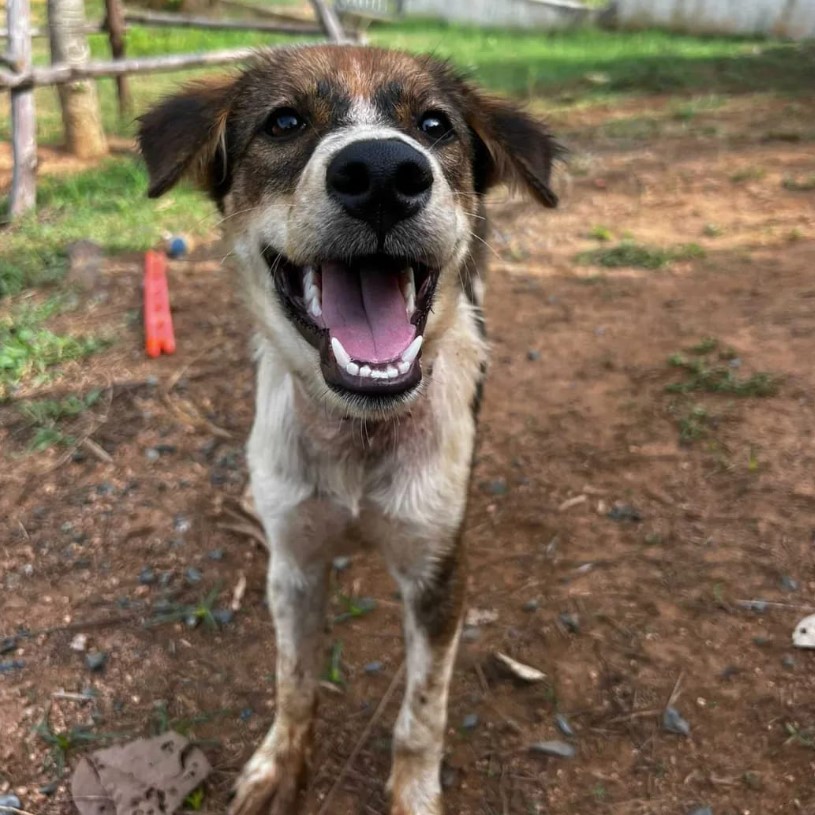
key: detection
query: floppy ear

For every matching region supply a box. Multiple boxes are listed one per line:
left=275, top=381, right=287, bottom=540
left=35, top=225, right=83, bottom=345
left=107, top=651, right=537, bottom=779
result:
left=137, top=78, right=235, bottom=199
left=462, top=87, right=561, bottom=208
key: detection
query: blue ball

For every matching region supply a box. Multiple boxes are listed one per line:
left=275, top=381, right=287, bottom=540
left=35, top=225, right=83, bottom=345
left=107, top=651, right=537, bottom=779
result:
left=166, top=236, right=188, bottom=258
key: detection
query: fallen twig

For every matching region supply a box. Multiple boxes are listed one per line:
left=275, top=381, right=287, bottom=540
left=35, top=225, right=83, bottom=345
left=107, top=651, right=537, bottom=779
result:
left=316, top=662, right=405, bottom=815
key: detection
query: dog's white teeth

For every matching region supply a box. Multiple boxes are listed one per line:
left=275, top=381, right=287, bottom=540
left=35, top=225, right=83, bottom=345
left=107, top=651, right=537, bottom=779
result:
left=304, top=268, right=322, bottom=318
left=359, top=365, right=372, bottom=378
left=371, top=369, right=388, bottom=380
left=346, top=361, right=360, bottom=376
left=402, top=268, right=416, bottom=316
left=385, top=365, right=399, bottom=379
left=331, top=337, right=351, bottom=369
left=397, top=359, right=410, bottom=375
left=401, top=335, right=423, bottom=365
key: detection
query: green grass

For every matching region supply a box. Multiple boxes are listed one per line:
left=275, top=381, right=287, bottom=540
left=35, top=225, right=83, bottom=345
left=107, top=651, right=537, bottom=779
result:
left=0, top=298, right=107, bottom=400
left=17, top=388, right=102, bottom=450
left=1, top=157, right=216, bottom=296
left=666, top=354, right=778, bottom=396
left=782, top=174, right=815, bottom=192
left=576, top=240, right=705, bottom=270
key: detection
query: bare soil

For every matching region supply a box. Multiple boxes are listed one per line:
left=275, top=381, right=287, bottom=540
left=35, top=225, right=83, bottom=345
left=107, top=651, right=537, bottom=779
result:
left=2, top=93, right=815, bottom=815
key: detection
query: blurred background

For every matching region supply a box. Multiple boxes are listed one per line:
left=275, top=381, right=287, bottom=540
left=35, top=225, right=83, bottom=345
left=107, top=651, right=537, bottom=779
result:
left=1, top=3, right=815, bottom=815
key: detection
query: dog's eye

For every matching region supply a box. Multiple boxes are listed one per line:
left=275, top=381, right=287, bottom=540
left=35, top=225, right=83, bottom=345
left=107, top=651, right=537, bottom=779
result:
left=265, top=107, right=306, bottom=139
left=418, top=111, right=454, bottom=143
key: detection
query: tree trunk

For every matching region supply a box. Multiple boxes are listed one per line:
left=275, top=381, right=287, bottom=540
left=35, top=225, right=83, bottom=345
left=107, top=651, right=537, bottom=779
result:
left=47, top=0, right=107, bottom=158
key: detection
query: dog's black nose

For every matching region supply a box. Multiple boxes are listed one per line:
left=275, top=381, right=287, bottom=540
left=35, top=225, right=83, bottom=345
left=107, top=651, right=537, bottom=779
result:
left=326, top=138, right=433, bottom=235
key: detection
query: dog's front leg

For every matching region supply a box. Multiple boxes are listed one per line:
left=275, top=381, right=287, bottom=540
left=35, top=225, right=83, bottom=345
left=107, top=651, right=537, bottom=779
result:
left=386, top=537, right=465, bottom=815
left=230, top=541, right=328, bottom=815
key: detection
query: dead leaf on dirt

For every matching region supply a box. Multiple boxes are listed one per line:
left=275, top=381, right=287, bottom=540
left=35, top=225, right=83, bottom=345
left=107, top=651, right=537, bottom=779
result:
left=465, top=608, right=499, bottom=626
left=71, top=731, right=210, bottom=815
left=494, top=652, right=547, bottom=682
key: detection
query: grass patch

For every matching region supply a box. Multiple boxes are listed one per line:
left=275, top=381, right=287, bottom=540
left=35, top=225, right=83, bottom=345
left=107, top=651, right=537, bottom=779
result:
left=674, top=402, right=713, bottom=445
left=17, top=389, right=102, bottom=451
left=782, top=174, right=815, bottom=192
left=1, top=157, right=215, bottom=296
left=588, top=225, right=613, bottom=241
left=730, top=166, right=766, bottom=183
left=35, top=709, right=118, bottom=777
left=666, top=354, right=778, bottom=396
left=576, top=240, right=705, bottom=270
left=0, top=299, right=107, bottom=400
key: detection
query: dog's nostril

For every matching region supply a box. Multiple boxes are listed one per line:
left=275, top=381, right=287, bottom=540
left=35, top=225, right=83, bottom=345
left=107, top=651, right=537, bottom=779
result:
left=329, top=160, right=370, bottom=197
left=393, top=160, right=433, bottom=199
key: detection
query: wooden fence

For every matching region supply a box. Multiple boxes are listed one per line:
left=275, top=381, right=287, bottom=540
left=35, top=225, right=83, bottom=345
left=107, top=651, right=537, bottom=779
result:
left=1, top=0, right=348, bottom=220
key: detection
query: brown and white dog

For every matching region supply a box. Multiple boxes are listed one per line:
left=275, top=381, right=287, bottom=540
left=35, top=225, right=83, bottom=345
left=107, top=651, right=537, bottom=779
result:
left=138, top=44, right=559, bottom=815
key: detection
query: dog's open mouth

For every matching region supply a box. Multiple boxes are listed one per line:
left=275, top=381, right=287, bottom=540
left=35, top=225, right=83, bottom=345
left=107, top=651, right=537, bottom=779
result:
left=264, top=249, right=439, bottom=396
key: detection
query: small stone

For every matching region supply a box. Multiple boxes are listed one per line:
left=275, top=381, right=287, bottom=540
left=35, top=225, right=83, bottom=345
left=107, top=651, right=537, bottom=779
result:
left=780, top=575, right=799, bottom=592
left=185, top=567, right=202, bottom=585
left=364, top=661, right=384, bottom=675
left=0, top=636, right=17, bottom=655
left=207, top=549, right=225, bottom=561
left=213, top=608, right=234, bottom=626
left=720, top=665, right=741, bottom=681
left=742, top=600, right=767, bottom=614
left=85, top=651, right=107, bottom=673
left=607, top=503, right=643, bottom=523
left=559, top=612, right=580, bottom=633
left=39, top=779, right=59, bottom=796
left=782, top=654, right=796, bottom=670
left=332, top=556, right=352, bottom=572
left=522, top=599, right=540, bottom=612
left=461, top=713, right=479, bottom=731
left=0, top=795, right=23, bottom=811
left=174, top=514, right=191, bottom=534
left=69, top=633, right=88, bottom=653
left=481, top=478, right=508, bottom=496
left=145, top=448, right=160, bottom=463
left=185, top=614, right=200, bottom=628
left=461, top=626, right=481, bottom=643
left=687, top=808, right=713, bottom=815
left=138, top=567, right=156, bottom=585
left=662, top=706, right=690, bottom=736
left=753, top=636, right=772, bottom=647
left=239, top=707, right=253, bottom=722
left=526, top=350, right=541, bottom=361
left=529, top=740, right=576, bottom=759
left=555, top=714, right=575, bottom=737
left=0, top=660, right=24, bottom=674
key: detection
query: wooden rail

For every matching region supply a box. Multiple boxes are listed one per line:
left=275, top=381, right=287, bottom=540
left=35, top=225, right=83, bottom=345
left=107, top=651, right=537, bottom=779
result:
left=2, top=1, right=347, bottom=220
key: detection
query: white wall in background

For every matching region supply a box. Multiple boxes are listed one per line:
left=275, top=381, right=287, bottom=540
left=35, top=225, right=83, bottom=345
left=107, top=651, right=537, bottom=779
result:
left=615, top=0, right=815, bottom=40
left=402, top=0, right=594, bottom=30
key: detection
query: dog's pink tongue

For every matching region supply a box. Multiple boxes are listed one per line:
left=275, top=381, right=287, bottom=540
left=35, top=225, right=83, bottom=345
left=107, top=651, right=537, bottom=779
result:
left=321, top=260, right=415, bottom=364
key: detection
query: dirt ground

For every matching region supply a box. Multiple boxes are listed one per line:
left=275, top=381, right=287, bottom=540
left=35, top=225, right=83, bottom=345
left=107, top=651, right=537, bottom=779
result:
left=2, top=93, right=815, bottom=815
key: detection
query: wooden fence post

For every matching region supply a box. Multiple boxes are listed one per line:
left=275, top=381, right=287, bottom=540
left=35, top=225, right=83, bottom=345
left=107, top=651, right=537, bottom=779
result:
left=7, top=0, right=36, bottom=219
left=104, top=0, right=131, bottom=117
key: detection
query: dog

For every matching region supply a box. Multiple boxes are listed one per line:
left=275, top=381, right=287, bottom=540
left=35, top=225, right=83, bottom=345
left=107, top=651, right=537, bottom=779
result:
left=138, top=44, right=559, bottom=815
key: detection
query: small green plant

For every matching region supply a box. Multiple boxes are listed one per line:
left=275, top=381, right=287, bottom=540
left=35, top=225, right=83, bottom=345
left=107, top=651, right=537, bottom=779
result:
left=730, top=167, right=766, bottom=183
left=702, top=223, right=723, bottom=237
left=588, top=225, right=613, bottom=241
left=324, top=641, right=344, bottom=686
left=0, top=300, right=107, bottom=399
left=334, top=595, right=377, bottom=624
left=784, top=722, right=815, bottom=750
left=666, top=355, right=778, bottom=396
left=184, top=787, right=206, bottom=811
left=147, top=584, right=224, bottom=630
left=687, top=337, right=719, bottom=355
left=576, top=241, right=704, bottom=271
left=35, top=710, right=117, bottom=776
left=18, top=389, right=102, bottom=450
left=676, top=403, right=712, bottom=445
left=782, top=174, right=815, bottom=192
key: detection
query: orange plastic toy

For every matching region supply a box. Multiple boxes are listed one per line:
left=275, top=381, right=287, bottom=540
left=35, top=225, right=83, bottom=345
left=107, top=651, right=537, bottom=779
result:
left=143, top=249, right=176, bottom=358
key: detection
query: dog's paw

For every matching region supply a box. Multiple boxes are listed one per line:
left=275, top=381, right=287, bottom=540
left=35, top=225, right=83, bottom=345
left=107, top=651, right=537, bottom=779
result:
left=388, top=767, right=443, bottom=815
left=229, top=749, right=306, bottom=815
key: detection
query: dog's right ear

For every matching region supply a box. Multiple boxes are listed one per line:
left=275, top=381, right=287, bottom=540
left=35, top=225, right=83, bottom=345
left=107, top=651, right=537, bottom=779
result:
left=138, top=78, right=235, bottom=199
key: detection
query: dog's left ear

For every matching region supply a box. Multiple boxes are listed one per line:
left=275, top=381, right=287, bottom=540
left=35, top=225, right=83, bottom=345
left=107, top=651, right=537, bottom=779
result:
left=459, top=85, right=561, bottom=208
left=138, top=78, right=235, bottom=199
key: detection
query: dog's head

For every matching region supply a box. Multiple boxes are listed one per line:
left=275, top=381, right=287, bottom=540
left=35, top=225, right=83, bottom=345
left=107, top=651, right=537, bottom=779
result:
left=139, top=45, right=558, bottom=416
